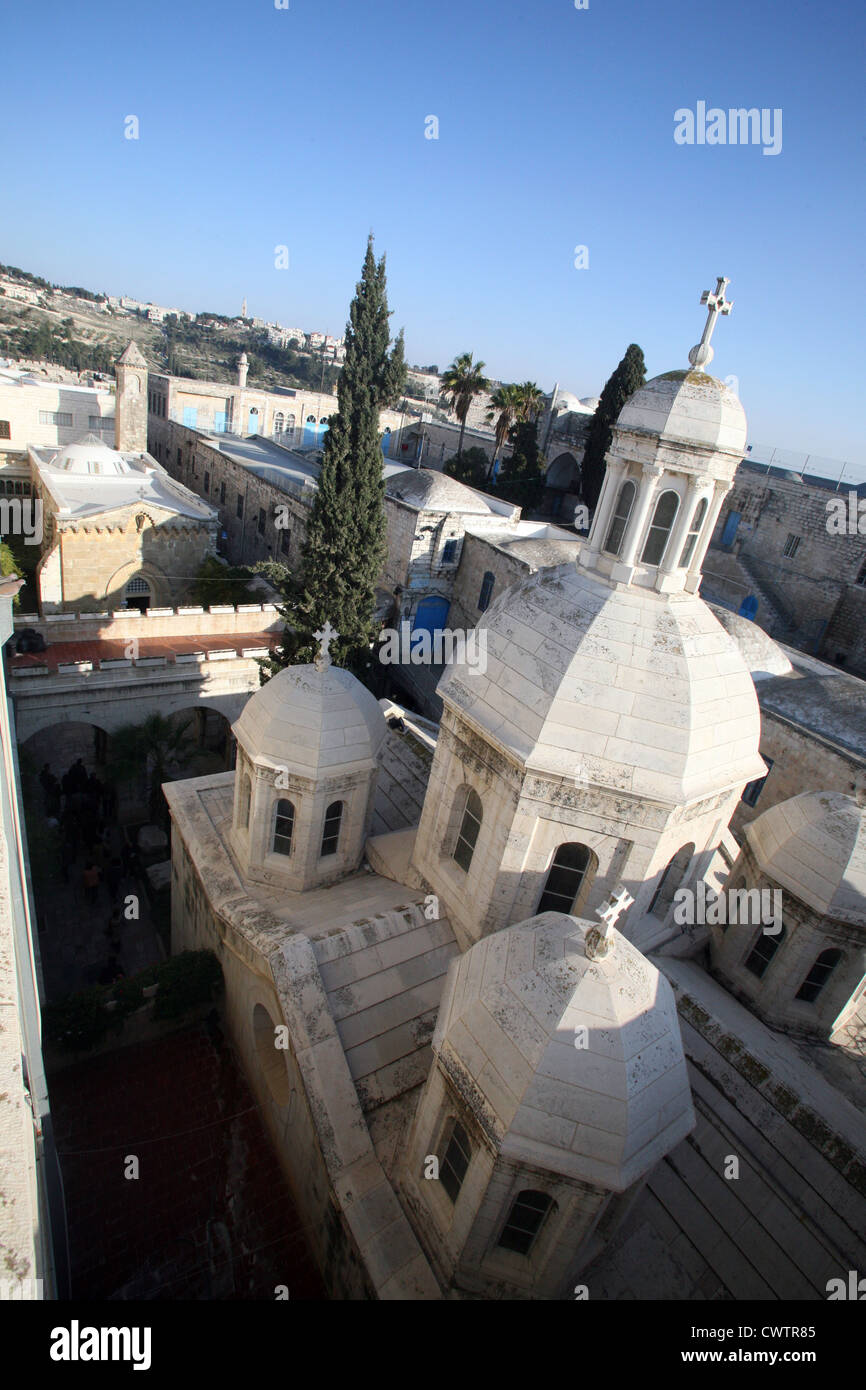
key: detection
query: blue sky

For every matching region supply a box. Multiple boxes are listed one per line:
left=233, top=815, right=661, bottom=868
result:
left=3, top=0, right=863, bottom=473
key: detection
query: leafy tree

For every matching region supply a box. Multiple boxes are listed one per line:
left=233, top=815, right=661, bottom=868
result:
left=0, top=540, right=21, bottom=609
left=580, top=344, right=646, bottom=509
left=443, top=447, right=490, bottom=487
left=260, top=235, right=403, bottom=680
left=108, top=713, right=193, bottom=827
left=441, top=352, right=489, bottom=461
left=495, top=418, right=545, bottom=511
left=191, top=556, right=258, bottom=607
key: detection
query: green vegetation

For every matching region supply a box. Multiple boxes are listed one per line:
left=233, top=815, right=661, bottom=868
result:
left=0, top=314, right=115, bottom=373
left=43, top=951, right=224, bottom=1053
left=108, top=713, right=193, bottom=827
left=261, top=235, right=405, bottom=680
left=441, top=353, right=489, bottom=461
left=443, top=447, right=490, bottom=487
left=580, top=343, right=647, bottom=509
left=191, top=555, right=258, bottom=607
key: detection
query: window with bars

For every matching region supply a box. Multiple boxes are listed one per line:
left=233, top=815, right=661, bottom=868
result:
left=441, top=538, right=459, bottom=565
left=88, top=415, right=114, bottom=431
left=258, top=508, right=266, bottom=535
left=537, top=843, right=592, bottom=915
left=203, top=471, right=210, bottom=493
left=744, top=923, right=786, bottom=978
left=219, top=481, right=226, bottom=505
left=795, top=948, right=842, bottom=1004
left=280, top=527, right=290, bottom=555
left=783, top=533, right=801, bottom=558
left=0, top=421, right=10, bottom=439
left=497, top=1190, right=554, bottom=1256
left=478, top=571, right=495, bottom=612
left=679, top=496, right=709, bottom=568
left=272, top=799, right=295, bottom=856
left=856, top=558, right=866, bottom=587
left=453, top=789, right=482, bottom=872
left=39, top=410, right=73, bottom=426
left=439, top=1121, right=471, bottom=1203
left=236, top=493, right=244, bottom=518
left=125, top=577, right=150, bottom=594
left=320, top=800, right=343, bottom=857
left=641, top=490, right=680, bottom=566
left=603, top=480, right=636, bottom=557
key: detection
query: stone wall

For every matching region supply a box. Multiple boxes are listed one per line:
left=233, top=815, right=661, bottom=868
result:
left=822, top=584, right=866, bottom=676
left=37, top=502, right=217, bottom=613
left=730, top=710, right=865, bottom=839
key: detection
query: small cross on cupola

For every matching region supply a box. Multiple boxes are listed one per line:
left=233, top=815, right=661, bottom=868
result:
left=313, top=620, right=338, bottom=671
left=688, top=276, right=733, bottom=373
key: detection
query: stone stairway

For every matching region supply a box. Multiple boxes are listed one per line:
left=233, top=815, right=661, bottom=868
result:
left=702, top=546, right=792, bottom=638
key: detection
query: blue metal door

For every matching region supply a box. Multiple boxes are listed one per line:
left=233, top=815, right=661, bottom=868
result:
left=412, top=596, right=450, bottom=638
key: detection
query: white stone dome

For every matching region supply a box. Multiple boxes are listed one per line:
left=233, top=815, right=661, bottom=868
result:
left=745, top=792, right=866, bottom=925
left=433, top=912, right=695, bottom=1190
left=51, top=433, right=131, bottom=474
left=579, top=396, right=601, bottom=411
left=707, top=605, right=793, bottom=679
left=616, top=370, right=746, bottom=458
left=552, top=390, right=587, bottom=415
left=438, top=562, right=764, bottom=803
left=386, top=467, right=494, bottom=515
left=233, top=663, right=387, bottom=776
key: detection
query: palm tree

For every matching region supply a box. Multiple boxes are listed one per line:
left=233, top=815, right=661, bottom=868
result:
left=108, top=714, right=194, bottom=827
left=513, top=381, right=545, bottom=424
left=441, top=352, right=490, bottom=461
left=486, top=383, right=522, bottom=480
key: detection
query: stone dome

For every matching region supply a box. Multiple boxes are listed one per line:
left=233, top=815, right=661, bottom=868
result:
left=233, top=662, right=387, bottom=777
left=385, top=467, right=494, bottom=515
left=51, top=434, right=131, bottom=474
left=616, top=370, right=746, bottom=458
left=745, top=792, right=866, bottom=925
left=552, top=390, right=587, bottom=415
left=433, top=912, right=695, bottom=1190
left=580, top=396, right=601, bottom=411
left=708, top=605, right=793, bottom=679
left=438, top=562, right=764, bottom=803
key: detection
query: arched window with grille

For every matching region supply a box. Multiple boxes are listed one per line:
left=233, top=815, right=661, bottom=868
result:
left=537, top=843, right=593, bottom=915
left=744, top=923, right=787, bottom=978
left=679, top=496, right=709, bottom=568
left=272, top=799, right=295, bottom=856
left=641, top=489, right=680, bottom=566
left=274, top=412, right=284, bottom=435
left=498, top=1190, right=555, bottom=1256
left=453, top=788, right=482, bottom=872
left=603, top=480, right=636, bottom=557
left=237, top=773, right=251, bottom=830
left=439, top=1120, right=471, bottom=1203
left=795, top=948, right=842, bottom=1003
left=320, top=800, right=343, bottom=857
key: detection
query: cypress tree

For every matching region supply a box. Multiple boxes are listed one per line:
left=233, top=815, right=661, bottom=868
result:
left=580, top=343, right=646, bottom=510
left=260, top=235, right=404, bottom=681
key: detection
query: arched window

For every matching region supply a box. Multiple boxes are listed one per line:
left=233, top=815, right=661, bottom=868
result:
left=274, top=412, right=284, bottom=434
left=439, top=1120, right=471, bottom=1203
left=679, top=496, right=709, bottom=569
left=538, top=843, right=593, bottom=915
left=641, top=490, right=680, bottom=566
left=649, top=843, right=695, bottom=917
left=795, top=948, right=842, bottom=1003
left=320, top=800, right=343, bottom=857
left=478, top=571, right=495, bottom=612
left=603, top=480, right=636, bottom=557
left=498, top=1190, right=554, bottom=1256
left=285, top=413, right=296, bottom=435
left=272, top=798, right=295, bottom=856
left=453, top=789, right=482, bottom=872
left=744, top=923, right=787, bottom=979
left=237, top=773, right=251, bottom=830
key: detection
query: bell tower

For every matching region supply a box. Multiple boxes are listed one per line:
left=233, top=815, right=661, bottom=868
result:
left=114, top=340, right=148, bottom=454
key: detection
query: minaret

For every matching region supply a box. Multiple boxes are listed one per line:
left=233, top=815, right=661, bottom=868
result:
left=238, top=352, right=249, bottom=389
left=241, top=297, right=248, bottom=320
left=114, top=340, right=148, bottom=454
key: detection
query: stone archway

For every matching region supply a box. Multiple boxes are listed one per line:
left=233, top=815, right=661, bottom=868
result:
left=104, top=558, right=169, bottom=612
left=546, top=452, right=580, bottom=491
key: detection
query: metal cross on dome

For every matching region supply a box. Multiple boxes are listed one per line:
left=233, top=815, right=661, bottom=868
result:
left=313, top=619, right=338, bottom=670
left=585, top=885, right=635, bottom=960
left=688, top=276, right=733, bottom=373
